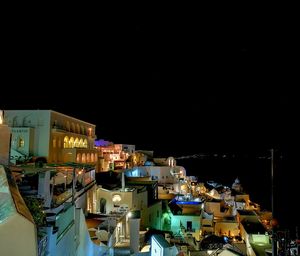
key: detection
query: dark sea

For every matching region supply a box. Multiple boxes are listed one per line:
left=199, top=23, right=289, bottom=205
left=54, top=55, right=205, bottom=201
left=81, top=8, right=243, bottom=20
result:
left=176, top=154, right=299, bottom=238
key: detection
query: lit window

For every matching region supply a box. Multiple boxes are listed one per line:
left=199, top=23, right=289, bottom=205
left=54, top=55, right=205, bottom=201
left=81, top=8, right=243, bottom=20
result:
left=74, top=138, right=79, bottom=147
left=82, top=154, right=86, bottom=163
left=83, top=139, right=88, bottom=148
left=69, top=137, right=74, bottom=148
left=18, top=138, right=25, bottom=147
left=79, top=138, right=83, bottom=148
left=64, top=136, right=69, bottom=148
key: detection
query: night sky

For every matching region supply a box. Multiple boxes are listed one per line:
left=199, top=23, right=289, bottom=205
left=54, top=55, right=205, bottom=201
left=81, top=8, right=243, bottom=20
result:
left=2, top=11, right=297, bottom=157
left=1, top=8, right=299, bottom=231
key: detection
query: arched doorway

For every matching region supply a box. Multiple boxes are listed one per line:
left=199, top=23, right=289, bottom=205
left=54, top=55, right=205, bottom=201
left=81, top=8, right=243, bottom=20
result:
left=100, top=198, right=106, bottom=214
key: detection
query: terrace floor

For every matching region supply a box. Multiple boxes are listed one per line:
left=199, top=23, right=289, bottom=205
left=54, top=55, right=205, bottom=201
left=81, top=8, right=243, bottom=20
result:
left=85, top=217, right=104, bottom=245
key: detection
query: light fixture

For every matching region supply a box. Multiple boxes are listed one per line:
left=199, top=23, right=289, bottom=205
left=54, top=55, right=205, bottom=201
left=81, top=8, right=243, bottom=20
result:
left=112, top=194, right=122, bottom=203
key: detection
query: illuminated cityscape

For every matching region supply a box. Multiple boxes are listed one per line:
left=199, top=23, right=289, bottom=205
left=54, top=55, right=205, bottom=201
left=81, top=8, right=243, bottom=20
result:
left=1, top=8, right=298, bottom=256
left=1, top=109, right=298, bottom=255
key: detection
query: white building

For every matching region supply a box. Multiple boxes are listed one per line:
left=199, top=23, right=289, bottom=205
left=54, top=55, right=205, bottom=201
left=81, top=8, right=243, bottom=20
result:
left=125, top=165, right=186, bottom=185
left=151, top=234, right=178, bottom=256
left=96, top=185, right=161, bottom=230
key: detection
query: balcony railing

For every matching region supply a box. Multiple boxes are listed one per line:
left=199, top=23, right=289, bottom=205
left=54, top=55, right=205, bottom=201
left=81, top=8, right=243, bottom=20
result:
left=55, top=204, right=74, bottom=238
left=37, top=232, right=48, bottom=256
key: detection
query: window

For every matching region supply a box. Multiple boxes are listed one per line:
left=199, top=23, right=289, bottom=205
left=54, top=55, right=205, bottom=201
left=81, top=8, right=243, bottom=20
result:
left=53, top=138, right=56, bottom=148
left=79, top=138, right=83, bottom=148
left=82, top=154, right=86, bottom=163
left=100, top=198, right=106, bottom=214
left=74, top=138, right=79, bottom=147
left=83, top=139, right=88, bottom=148
left=71, top=123, right=75, bottom=133
left=69, top=137, right=74, bottom=148
left=64, top=136, right=69, bottom=148
left=18, top=138, right=24, bottom=148
left=66, top=121, right=70, bottom=131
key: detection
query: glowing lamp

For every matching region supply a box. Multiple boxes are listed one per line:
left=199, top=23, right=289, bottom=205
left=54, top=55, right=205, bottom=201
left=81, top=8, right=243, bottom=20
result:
left=270, top=218, right=279, bottom=228
left=112, top=194, right=122, bottom=203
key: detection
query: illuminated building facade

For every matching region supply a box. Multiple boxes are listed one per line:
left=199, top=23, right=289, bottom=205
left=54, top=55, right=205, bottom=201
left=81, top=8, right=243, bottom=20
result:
left=95, top=141, right=135, bottom=171
left=4, top=110, right=98, bottom=168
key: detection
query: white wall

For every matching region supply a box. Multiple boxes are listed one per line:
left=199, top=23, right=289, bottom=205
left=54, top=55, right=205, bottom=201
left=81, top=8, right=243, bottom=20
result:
left=97, top=188, right=134, bottom=214
left=0, top=213, right=37, bottom=256
left=10, top=127, right=34, bottom=156
left=5, top=110, right=51, bottom=158
left=126, top=166, right=186, bottom=184
left=145, top=201, right=162, bottom=230
left=171, top=215, right=202, bottom=234
left=151, top=235, right=177, bottom=256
